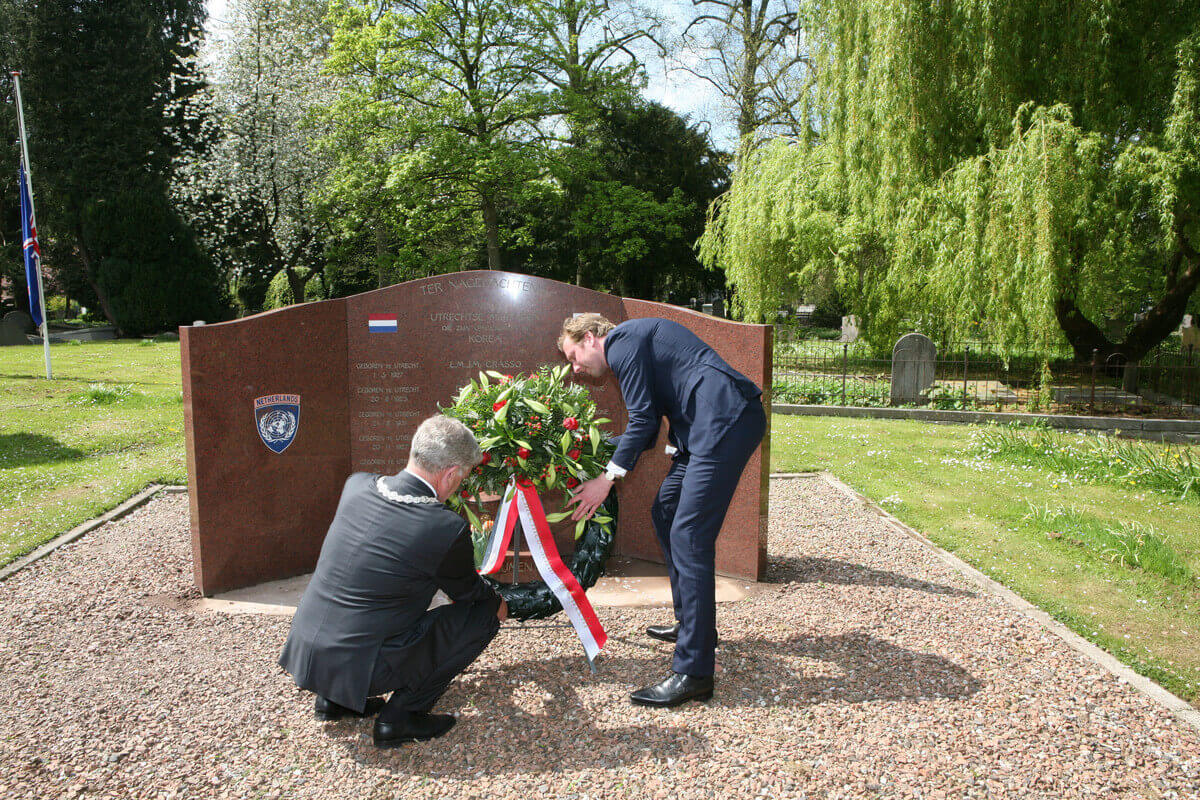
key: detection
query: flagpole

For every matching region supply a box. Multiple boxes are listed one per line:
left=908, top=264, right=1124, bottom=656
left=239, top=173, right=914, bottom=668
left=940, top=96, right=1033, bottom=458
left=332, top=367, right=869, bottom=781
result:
left=11, top=71, right=51, bottom=380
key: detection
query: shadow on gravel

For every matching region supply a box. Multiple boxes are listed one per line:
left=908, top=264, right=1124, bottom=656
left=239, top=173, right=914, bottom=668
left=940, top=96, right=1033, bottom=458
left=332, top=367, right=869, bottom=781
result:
left=714, top=631, right=982, bottom=707
left=766, top=555, right=976, bottom=598
left=329, top=632, right=979, bottom=776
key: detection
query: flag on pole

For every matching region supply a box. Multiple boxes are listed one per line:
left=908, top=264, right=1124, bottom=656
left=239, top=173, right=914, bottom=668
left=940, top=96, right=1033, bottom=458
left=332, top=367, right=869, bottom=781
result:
left=18, top=164, right=43, bottom=327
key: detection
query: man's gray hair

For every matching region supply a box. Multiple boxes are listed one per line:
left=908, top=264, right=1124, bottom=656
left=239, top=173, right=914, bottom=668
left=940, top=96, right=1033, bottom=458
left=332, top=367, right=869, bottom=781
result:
left=409, top=415, right=482, bottom=473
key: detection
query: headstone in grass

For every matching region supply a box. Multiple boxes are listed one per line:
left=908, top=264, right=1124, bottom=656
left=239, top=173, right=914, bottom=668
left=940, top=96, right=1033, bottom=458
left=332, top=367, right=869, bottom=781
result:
left=0, top=311, right=34, bottom=345
left=840, top=315, right=859, bottom=343
left=1181, top=319, right=1200, bottom=354
left=891, top=333, right=936, bottom=405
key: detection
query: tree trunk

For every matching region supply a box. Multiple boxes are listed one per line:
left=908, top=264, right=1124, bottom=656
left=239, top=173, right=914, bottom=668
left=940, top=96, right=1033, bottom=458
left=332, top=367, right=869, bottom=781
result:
left=1055, top=245, right=1200, bottom=363
left=375, top=221, right=389, bottom=288
left=285, top=267, right=309, bottom=305
left=1053, top=296, right=1115, bottom=361
left=73, top=225, right=120, bottom=334
left=481, top=195, right=502, bottom=270
left=1119, top=252, right=1200, bottom=362
left=736, top=0, right=760, bottom=140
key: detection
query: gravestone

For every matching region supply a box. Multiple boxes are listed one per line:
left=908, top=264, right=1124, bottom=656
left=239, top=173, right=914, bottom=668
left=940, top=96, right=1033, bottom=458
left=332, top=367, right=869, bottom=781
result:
left=840, top=315, right=859, bottom=343
left=0, top=311, right=34, bottom=346
left=181, top=271, right=773, bottom=596
left=1182, top=319, right=1200, bottom=353
left=890, top=333, right=936, bottom=405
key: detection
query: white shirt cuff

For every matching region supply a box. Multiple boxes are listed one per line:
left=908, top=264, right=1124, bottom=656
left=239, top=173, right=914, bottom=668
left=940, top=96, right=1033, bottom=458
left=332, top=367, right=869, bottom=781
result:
left=664, top=445, right=678, bottom=456
left=604, top=460, right=628, bottom=479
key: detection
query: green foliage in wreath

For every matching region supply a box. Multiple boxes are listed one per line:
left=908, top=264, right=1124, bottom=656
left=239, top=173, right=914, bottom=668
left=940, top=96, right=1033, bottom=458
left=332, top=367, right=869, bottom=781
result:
left=441, top=364, right=616, bottom=541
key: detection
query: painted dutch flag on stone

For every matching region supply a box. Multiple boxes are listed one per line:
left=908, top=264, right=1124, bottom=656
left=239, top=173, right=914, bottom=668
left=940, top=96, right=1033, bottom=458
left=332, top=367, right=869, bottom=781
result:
left=368, top=314, right=398, bottom=333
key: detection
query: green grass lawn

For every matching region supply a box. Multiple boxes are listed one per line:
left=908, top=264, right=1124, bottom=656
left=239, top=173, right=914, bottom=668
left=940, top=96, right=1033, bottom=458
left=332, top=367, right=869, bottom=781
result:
left=772, top=414, right=1200, bottom=705
left=0, top=340, right=185, bottom=564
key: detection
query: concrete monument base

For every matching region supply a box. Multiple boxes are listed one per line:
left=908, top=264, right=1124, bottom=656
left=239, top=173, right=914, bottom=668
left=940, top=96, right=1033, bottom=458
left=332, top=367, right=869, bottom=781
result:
left=184, top=556, right=768, bottom=617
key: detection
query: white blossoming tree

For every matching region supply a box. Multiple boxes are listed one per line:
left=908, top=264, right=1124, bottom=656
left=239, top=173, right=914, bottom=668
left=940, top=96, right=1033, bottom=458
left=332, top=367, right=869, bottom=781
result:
left=172, top=0, right=337, bottom=313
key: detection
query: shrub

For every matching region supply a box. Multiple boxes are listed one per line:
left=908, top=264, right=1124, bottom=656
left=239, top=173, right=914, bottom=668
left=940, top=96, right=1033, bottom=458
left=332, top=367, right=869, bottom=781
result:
left=262, top=268, right=327, bottom=310
left=772, top=376, right=890, bottom=406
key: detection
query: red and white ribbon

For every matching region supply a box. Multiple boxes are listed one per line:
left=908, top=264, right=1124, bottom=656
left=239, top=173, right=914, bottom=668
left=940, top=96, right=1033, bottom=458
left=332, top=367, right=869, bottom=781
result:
left=478, top=481, right=518, bottom=575
left=479, top=476, right=607, bottom=661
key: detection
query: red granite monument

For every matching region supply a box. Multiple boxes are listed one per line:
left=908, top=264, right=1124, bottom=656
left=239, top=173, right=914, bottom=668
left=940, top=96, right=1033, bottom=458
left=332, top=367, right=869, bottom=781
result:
left=181, top=272, right=772, bottom=595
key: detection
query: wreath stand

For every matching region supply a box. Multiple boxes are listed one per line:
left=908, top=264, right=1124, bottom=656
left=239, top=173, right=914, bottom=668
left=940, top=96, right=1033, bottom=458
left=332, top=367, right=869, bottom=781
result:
left=480, top=487, right=618, bottom=674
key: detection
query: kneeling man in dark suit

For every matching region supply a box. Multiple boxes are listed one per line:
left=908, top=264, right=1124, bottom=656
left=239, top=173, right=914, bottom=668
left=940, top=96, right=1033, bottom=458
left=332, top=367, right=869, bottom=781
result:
left=278, top=415, right=506, bottom=747
left=560, top=314, right=766, bottom=708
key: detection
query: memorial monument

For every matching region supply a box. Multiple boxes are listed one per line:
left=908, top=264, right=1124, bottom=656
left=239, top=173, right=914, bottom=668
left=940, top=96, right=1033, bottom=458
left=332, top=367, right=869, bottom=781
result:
left=181, top=272, right=772, bottom=595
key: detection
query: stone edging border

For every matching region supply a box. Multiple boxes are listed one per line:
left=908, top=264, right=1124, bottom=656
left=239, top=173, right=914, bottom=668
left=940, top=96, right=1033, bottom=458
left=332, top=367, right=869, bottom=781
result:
left=768, top=471, right=1200, bottom=734
left=0, top=484, right=188, bottom=584
left=772, top=404, right=1200, bottom=442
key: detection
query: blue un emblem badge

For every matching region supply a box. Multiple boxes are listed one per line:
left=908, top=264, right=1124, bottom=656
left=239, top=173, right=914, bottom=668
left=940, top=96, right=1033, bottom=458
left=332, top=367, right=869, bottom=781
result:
left=254, top=394, right=301, bottom=454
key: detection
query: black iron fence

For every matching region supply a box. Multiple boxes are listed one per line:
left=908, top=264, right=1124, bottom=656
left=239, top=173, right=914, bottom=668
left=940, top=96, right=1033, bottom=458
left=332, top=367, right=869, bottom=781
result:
left=773, top=330, right=1200, bottom=418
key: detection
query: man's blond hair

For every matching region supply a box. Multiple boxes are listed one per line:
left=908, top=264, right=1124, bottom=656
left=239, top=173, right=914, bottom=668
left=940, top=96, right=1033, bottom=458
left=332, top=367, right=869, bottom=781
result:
left=558, top=313, right=616, bottom=351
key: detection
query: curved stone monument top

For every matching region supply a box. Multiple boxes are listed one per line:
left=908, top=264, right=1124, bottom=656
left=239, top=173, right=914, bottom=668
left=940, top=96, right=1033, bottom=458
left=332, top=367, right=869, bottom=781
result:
left=181, top=271, right=772, bottom=595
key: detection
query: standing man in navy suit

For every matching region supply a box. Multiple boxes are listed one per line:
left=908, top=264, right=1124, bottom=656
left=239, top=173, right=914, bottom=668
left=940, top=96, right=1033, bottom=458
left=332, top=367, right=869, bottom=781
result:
left=559, top=313, right=766, bottom=707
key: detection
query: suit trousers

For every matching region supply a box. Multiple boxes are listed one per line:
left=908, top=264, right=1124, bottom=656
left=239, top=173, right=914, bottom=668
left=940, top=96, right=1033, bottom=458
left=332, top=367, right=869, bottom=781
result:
left=368, top=596, right=500, bottom=713
left=650, top=399, right=766, bottom=676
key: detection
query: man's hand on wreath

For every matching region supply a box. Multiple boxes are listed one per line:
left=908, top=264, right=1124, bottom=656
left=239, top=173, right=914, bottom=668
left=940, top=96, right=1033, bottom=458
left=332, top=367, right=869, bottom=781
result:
left=566, top=475, right=614, bottom=522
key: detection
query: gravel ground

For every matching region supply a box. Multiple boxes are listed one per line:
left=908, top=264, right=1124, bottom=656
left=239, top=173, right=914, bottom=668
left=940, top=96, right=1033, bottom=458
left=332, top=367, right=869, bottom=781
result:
left=2, top=477, right=1199, bottom=800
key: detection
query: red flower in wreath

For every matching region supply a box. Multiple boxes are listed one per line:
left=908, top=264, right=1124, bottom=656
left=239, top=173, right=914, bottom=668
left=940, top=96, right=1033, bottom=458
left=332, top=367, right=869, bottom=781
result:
left=493, top=399, right=508, bottom=412
left=460, top=489, right=471, bottom=498
left=479, top=452, right=491, bottom=465
left=563, top=417, right=579, bottom=430
left=568, top=448, right=581, bottom=460
left=517, top=447, right=531, bottom=459
left=566, top=477, right=580, bottom=489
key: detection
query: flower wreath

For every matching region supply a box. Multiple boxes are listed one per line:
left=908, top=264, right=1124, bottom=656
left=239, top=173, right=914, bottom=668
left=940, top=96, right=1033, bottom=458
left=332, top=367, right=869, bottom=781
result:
left=442, top=365, right=618, bottom=620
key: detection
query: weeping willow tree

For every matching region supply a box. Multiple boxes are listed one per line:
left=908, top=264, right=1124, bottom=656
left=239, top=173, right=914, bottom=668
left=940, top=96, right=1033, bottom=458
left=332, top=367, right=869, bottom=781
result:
left=701, top=0, right=1200, bottom=361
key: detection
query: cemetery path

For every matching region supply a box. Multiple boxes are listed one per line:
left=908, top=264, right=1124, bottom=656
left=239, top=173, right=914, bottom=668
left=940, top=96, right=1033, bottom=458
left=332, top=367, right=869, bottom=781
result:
left=1, top=479, right=1198, bottom=799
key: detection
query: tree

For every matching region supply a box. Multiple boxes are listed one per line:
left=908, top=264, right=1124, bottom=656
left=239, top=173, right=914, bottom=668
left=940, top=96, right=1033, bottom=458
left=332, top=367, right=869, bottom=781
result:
left=677, top=0, right=810, bottom=141
left=702, top=0, right=1200, bottom=361
left=0, top=3, right=27, bottom=316
left=509, top=100, right=729, bottom=300
left=520, top=0, right=664, bottom=284
left=172, top=0, right=337, bottom=314
left=323, top=0, right=553, bottom=271
left=13, top=0, right=228, bottom=334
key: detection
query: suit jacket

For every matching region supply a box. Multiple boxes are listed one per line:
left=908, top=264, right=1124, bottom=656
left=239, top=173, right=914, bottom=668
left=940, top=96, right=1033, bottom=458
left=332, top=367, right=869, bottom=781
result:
left=604, top=317, right=762, bottom=470
left=278, top=470, right=500, bottom=712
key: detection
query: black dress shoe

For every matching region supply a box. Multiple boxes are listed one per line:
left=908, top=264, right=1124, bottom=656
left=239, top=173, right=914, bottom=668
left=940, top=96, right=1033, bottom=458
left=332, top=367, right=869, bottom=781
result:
left=314, top=695, right=385, bottom=721
left=646, top=623, right=718, bottom=646
left=372, top=712, right=457, bottom=748
left=630, top=671, right=714, bottom=707
left=646, top=623, right=680, bottom=642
